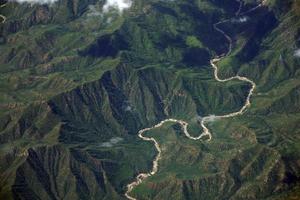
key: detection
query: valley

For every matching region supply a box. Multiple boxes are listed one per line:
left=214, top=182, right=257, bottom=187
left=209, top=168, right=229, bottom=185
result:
left=0, top=0, right=300, bottom=199
left=125, top=2, right=258, bottom=199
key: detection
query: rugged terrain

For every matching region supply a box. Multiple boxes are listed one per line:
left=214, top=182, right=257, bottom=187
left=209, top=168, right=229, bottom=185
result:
left=0, top=0, right=300, bottom=199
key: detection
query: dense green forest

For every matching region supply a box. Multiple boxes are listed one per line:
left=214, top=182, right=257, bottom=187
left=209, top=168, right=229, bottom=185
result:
left=0, top=0, right=300, bottom=199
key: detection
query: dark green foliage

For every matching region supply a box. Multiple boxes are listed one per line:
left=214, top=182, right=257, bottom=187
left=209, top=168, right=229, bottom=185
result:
left=182, top=47, right=210, bottom=67
left=80, top=33, right=129, bottom=58
left=0, top=0, right=300, bottom=199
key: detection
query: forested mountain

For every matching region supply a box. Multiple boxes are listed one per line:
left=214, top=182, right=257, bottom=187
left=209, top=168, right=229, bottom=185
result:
left=0, top=0, right=300, bottom=199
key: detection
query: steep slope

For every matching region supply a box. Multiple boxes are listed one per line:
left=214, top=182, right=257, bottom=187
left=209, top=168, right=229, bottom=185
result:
left=128, top=0, right=300, bottom=200
left=0, top=0, right=300, bottom=199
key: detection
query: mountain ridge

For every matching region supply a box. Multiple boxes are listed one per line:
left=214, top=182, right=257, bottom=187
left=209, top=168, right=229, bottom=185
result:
left=0, top=0, right=300, bottom=199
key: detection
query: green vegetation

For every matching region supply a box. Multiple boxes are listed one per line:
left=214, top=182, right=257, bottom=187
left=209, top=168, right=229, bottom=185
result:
left=0, top=0, right=300, bottom=199
left=185, top=36, right=203, bottom=48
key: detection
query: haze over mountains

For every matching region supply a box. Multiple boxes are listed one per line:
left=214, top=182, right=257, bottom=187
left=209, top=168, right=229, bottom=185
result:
left=8, top=0, right=133, bottom=13
left=0, top=0, right=300, bottom=199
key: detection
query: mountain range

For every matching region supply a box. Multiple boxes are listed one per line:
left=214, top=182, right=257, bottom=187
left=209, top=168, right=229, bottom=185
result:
left=0, top=0, right=300, bottom=199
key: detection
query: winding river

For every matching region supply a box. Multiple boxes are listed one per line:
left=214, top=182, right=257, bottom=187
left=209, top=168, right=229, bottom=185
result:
left=124, top=1, right=267, bottom=200
left=0, top=2, right=7, bottom=24
left=0, top=1, right=264, bottom=199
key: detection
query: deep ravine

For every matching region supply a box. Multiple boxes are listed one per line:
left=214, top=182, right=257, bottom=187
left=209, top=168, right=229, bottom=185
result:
left=124, top=1, right=267, bottom=199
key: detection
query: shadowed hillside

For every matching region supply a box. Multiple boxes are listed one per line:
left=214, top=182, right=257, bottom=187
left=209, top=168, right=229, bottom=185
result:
left=0, top=0, right=300, bottom=199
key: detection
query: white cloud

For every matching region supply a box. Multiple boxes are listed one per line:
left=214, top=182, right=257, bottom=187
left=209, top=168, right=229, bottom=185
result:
left=87, top=5, right=102, bottom=17
left=9, top=0, right=133, bottom=14
left=103, top=0, right=132, bottom=13
left=9, top=0, right=58, bottom=4
left=294, top=49, right=300, bottom=58
left=99, top=137, right=123, bottom=148
left=232, top=16, right=249, bottom=23
left=124, top=105, right=132, bottom=111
